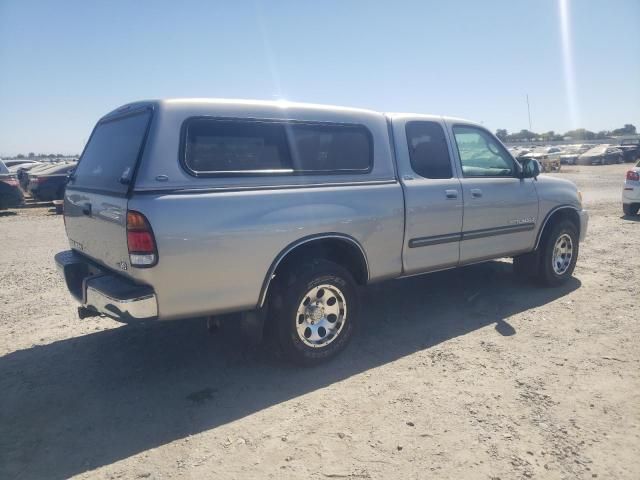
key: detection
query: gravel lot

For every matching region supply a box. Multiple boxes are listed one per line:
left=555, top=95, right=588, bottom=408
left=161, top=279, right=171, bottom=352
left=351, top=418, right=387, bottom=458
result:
left=1, top=164, right=638, bottom=480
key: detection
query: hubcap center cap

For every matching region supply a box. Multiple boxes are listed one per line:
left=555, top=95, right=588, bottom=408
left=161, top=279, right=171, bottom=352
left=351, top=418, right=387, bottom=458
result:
left=307, top=305, right=324, bottom=323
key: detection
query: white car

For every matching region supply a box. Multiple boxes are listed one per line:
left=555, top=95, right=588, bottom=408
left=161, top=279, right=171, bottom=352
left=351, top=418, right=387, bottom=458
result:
left=623, top=160, right=640, bottom=216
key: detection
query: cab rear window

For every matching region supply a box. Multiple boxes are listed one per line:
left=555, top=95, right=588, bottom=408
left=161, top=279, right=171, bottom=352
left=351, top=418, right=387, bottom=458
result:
left=183, top=118, right=372, bottom=175
left=72, top=110, right=151, bottom=194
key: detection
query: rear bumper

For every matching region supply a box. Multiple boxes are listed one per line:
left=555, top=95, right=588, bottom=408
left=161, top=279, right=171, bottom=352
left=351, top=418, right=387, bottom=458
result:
left=55, top=250, right=158, bottom=321
left=578, top=209, right=589, bottom=241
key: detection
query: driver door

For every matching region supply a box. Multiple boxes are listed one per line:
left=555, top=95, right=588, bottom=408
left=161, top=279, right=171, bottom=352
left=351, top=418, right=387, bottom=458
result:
left=448, top=124, right=539, bottom=263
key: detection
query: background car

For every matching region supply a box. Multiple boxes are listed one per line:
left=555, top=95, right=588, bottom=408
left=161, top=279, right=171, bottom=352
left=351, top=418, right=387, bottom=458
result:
left=618, top=139, right=640, bottom=163
left=18, top=162, right=64, bottom=190
left=559, top=145, right=590, bottom=165
left=622, top=160, right=640, bottom=216
left=9, top=161, right=42, bottom=174
left=577, top=145, right=624, bottom=165
left=1, top=159, right=42, bottom=169
left=0, top=160, right=24, bottom=210
left=26, top=162, right=76, bottom=201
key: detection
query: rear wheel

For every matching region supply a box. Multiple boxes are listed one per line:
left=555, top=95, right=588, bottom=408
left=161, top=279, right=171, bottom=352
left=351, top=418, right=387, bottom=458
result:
left=535, top=220, right=579, bottom=286
left=623, top=203, right=639, bottom=216
left=270, top=259, right=359, bottom=366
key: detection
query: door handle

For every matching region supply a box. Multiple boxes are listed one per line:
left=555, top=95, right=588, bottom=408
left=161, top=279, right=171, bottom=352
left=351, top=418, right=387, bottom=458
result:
left=470, top=188, right=483, bottom=198
left=82, top=203, right=92, bottom=216
left=445, top=189, right=458, bottom=199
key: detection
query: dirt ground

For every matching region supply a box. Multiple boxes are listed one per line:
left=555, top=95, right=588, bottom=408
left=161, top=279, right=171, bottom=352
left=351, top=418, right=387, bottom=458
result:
left=1, top=164, right=638, bottom=480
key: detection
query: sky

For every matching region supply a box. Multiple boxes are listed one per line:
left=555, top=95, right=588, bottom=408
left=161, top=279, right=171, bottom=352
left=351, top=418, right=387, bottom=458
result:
left=0, top=0, right=638, bottom=156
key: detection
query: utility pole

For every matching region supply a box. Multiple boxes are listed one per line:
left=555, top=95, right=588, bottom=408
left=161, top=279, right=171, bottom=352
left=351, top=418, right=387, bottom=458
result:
left=526, top=94, right=532, bottom=131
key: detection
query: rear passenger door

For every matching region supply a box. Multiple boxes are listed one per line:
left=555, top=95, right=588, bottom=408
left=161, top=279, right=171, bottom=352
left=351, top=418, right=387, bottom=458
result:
left=449, top=124, right=539, bottom=263
left=393, top=118, right=463, bottom=275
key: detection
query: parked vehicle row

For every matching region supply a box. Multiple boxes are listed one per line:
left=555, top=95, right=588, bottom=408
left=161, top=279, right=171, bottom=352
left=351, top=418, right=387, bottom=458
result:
left=508, top=141, right=638, bottom=169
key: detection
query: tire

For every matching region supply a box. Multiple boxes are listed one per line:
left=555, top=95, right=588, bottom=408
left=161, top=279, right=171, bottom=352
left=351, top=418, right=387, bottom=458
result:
left=623, top=204, right=639, bottom=216
left=535, top=220, right=579, bottom=287
left=270, top=259, right=359, bottom=366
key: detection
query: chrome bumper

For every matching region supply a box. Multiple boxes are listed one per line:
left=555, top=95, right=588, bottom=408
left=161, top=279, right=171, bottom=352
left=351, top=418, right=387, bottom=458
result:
left=55, top=250, right=158, bottom=321
left=578, top=209, right=589, bottom=241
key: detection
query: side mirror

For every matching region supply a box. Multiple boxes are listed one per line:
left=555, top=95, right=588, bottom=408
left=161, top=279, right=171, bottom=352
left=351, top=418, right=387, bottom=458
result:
left=520, top=158, right=540, bottom=179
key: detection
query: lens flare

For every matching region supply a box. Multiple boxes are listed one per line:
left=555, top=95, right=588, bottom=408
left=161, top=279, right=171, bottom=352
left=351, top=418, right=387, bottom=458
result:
left=255, top=0, right=284, bottom=99
left=559, top=0, right=580, bottom=129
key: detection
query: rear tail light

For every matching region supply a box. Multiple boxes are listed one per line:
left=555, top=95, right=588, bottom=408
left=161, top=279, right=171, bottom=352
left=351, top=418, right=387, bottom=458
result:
left=626, top=171, right=639, bottom=181
left=127, top=210, right=158, bottom=267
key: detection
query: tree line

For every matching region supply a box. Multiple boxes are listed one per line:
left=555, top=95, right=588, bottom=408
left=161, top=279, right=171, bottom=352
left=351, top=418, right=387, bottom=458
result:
left=496, top=124, right=637, bottom=142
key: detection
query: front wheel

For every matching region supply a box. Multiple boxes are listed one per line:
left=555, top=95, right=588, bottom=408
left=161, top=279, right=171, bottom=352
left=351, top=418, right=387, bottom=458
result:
left=536, top=220, right=579, bottom=286
left=270, top=259, right=359, bottom=366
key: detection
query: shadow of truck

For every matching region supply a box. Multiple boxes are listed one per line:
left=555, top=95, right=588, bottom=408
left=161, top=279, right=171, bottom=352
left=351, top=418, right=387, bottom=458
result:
left=0, top=260, right=580, bottom=479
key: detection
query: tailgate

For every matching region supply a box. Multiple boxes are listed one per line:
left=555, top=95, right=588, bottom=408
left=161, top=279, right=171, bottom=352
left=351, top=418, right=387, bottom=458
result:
left=64, top=108, right=152, bottom=274
left=64, top=191, right=130, bottom=272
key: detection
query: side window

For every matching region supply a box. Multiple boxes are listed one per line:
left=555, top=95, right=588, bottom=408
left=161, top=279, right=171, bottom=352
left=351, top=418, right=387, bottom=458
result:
left=453, top=126, right=515, bottom=177
left=405, top=121, right=452, bottom=179
left=288, top=123, right=371, bottom=172
left=185, top=119, right=292, bottom=173
left=184, top=119, right=372, bottom=175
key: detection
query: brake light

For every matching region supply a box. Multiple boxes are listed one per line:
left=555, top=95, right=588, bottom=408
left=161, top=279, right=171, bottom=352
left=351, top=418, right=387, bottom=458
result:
left=626, top=170, right=639, bottom=181
left=126, top=210, right=158, bottom=267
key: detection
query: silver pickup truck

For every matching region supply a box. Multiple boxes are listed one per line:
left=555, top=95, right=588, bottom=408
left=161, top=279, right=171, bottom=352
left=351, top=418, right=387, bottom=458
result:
left=55, top=99, right=588, bottom=364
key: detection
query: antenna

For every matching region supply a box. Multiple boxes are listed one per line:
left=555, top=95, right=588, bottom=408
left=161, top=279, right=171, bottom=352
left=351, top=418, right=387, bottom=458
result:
left=526, top=94, right=532, bottom=131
